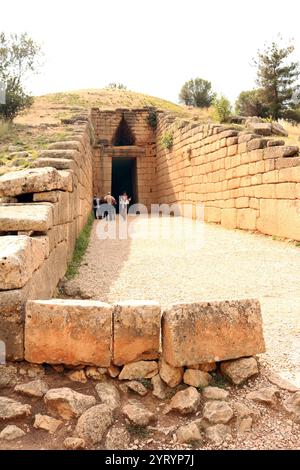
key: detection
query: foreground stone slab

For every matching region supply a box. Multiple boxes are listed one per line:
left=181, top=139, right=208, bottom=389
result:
left=25, top=299, right=112, bottom=366
left=0, top=236, right=47, bottom=289
left=0, top=167, right=71, bottom=197
left=113, top=301, right=161, bottom=365
left=0, top=425, right=26, bottom=441
left=162, top=300, right=265, bottom=367
left=0, top=204, right=53, bottom=232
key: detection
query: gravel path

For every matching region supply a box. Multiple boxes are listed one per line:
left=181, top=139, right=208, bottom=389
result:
left=66, top=215, right=300, bottom=387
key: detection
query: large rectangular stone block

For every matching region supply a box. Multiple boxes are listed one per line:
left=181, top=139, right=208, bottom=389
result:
left=162, top=300, right=265, bottom=367
left=113, top=301, right=161, bottom=365
left=0, top=235, right=47, bottom=289
left=257, top=198, right=300, bottom=241
left=25, top=299, right=112, bottom=366
left=0, top=167, right=71, bottom=197
left=221, top=208, right=237, bottom=229
left=0, top=204, right=53, bottom=232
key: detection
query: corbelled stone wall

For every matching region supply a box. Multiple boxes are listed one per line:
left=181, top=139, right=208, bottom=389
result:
left=0, top=118, right=94, bottom=360
left=155, top=114, right=300, bottom=240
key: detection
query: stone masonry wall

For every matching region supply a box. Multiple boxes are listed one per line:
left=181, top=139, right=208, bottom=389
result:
left=154, top=114, right=300, bottom=240
left=0, top=117, right=94, bottom=360
left=91, top=108, right=156, bottom=209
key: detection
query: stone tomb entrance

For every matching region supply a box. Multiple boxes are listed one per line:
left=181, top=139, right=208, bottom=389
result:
left=111, top=157, right=137, bottom=210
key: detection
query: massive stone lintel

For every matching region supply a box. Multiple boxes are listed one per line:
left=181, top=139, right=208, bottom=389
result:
left=0, top=235, right=48, bottom=290
left=0, top=204, right=53, bottom=232
left=0, top=167, right=72, bottom=197
left=25, top=299, right=113, bottom=366
left=113, top=301, right=161, bottom=366
left=162, top=299, right=265, bottom=367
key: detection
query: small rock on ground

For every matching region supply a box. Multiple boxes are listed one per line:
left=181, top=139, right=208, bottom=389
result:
left=75, top=404, right=113, bottom=445
left=0, top=425, right=26, bottom=441
left=95, top=382, right=121, bottom=412
left=14, top=379, right=49, bottom=398
left=44, top=387, right=96, bottom=419
left=33, top=414, right=63, bottom=433
left=123, top=400, right=156, bottom=426
left=220, top=357, right=258, bottom=385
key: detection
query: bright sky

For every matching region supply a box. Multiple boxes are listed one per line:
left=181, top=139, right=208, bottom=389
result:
left=1, top=0, right=300, bottom=104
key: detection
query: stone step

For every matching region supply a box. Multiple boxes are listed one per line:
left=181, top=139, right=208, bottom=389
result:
left=0, top=204, right=53, bottom=232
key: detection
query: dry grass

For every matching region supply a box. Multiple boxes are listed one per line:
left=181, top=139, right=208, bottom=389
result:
left=280, top=120, right=300, bottom=146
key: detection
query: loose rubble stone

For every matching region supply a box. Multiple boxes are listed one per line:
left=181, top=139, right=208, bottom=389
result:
left=267, top=371, right=299, bottom=392
left=118, top=361, right=158, bottom=380
left=205, top=424, right=231, bottom=445
left=176, top=422, right=202, bottom=444
left=44, top=387, right=96, bottom=419
left=162, top=300, right=265, bottom=367
left=247, top=387, right=280, bottom=407
left=33, top=414, right=62, bottom=433
left=75, top=404, right=113, bottom=445
left=202, top=386, right=229, bottom=401
left=66, top=370, right=87, bottom=383
left=0, top=425, right=26, bottom=441
left=107, top=365, right=120, bottom=378
left=183, top=369, right=212, bottom=388
left=123, top=400, right=156, bottom=426
left=0, top=397, right=31, bottom=420
left=203, top=401, right=234, bottom=424
left=85, top=367, right=103, bottom=381
left=168, top=387, right=201, bottom=414
left=220, top=357, right=259, bottom=385
left=284, top=392, right=300, bottom=423
left=113, top=301, right=161, bottom=365
left=126, top=381, right=148, bottom=396
left=105, top=425, right=131, bottom=450
left=27, top=364, right=45, bottom=378
left=0, top=365, right=17, bottom=388
left=14, top=379, right=49, bottom=398
left=95, top=383, right=121, bottom=412
left=151, top=374, right=168, bottom=400
left=159, top=358, right=183, bottom=388
left=237, top=416, right=253, bottom=434
left=64, top=437, right=85, bottom=450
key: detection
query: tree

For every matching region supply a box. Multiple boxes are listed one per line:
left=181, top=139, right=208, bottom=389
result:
left=235, top=89, right=270, bottom=117
left=255, top=38, right=300, bottom=120
left=179, top=78, right=216, bottom=108
left=213, top=95, right=232, bottom=123
left=0, top=32, right=41, bottom=121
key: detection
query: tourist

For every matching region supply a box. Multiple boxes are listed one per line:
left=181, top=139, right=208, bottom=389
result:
left=92, top=196, right=99, bottom=219
left=104, top=192, right=117, bottom=221
left=119, top=191, right=131, bottom=219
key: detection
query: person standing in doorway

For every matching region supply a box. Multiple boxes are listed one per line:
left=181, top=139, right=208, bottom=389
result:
left=104, top=192, right=117, bottom=221
left=119, top=191, right=131, bottom=219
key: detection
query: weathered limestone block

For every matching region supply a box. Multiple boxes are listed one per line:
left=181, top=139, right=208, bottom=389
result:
left=38, top=149, right=79, bottom=161
left=48, top=141, right=82, bottom=151
left=25, top=299, right=112, bottom=366
left=0, top=167, right=71, bottom=197
left=113, top=301, right=161, bottom=365
left=236, top=208, right=257, bottom=231
left=204, top=206, right=221, bottom=223
left=0, top=204, right=53, bottom=232
left=264, top=146, right=298, bottom=160
left=0, top=287, right=28, bottom=360
left=0, top=236, right=47, bottom=289
left=33, top=158, right=77, bottom=173
left=162, top=300, right=265, bottom=367
left=221, top=208, right=237, bottom=230
left=257, top=199, right=300, bottom=241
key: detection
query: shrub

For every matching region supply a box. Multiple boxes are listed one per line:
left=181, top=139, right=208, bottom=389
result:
left=147, top=110, right=157, bottom=129
left=213, top=95, right=232, bottom=123
left=161, top=132, right=173, bottom=150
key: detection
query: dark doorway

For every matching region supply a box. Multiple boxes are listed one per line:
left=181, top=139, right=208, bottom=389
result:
left=111, top=157, right=137, bottom=212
